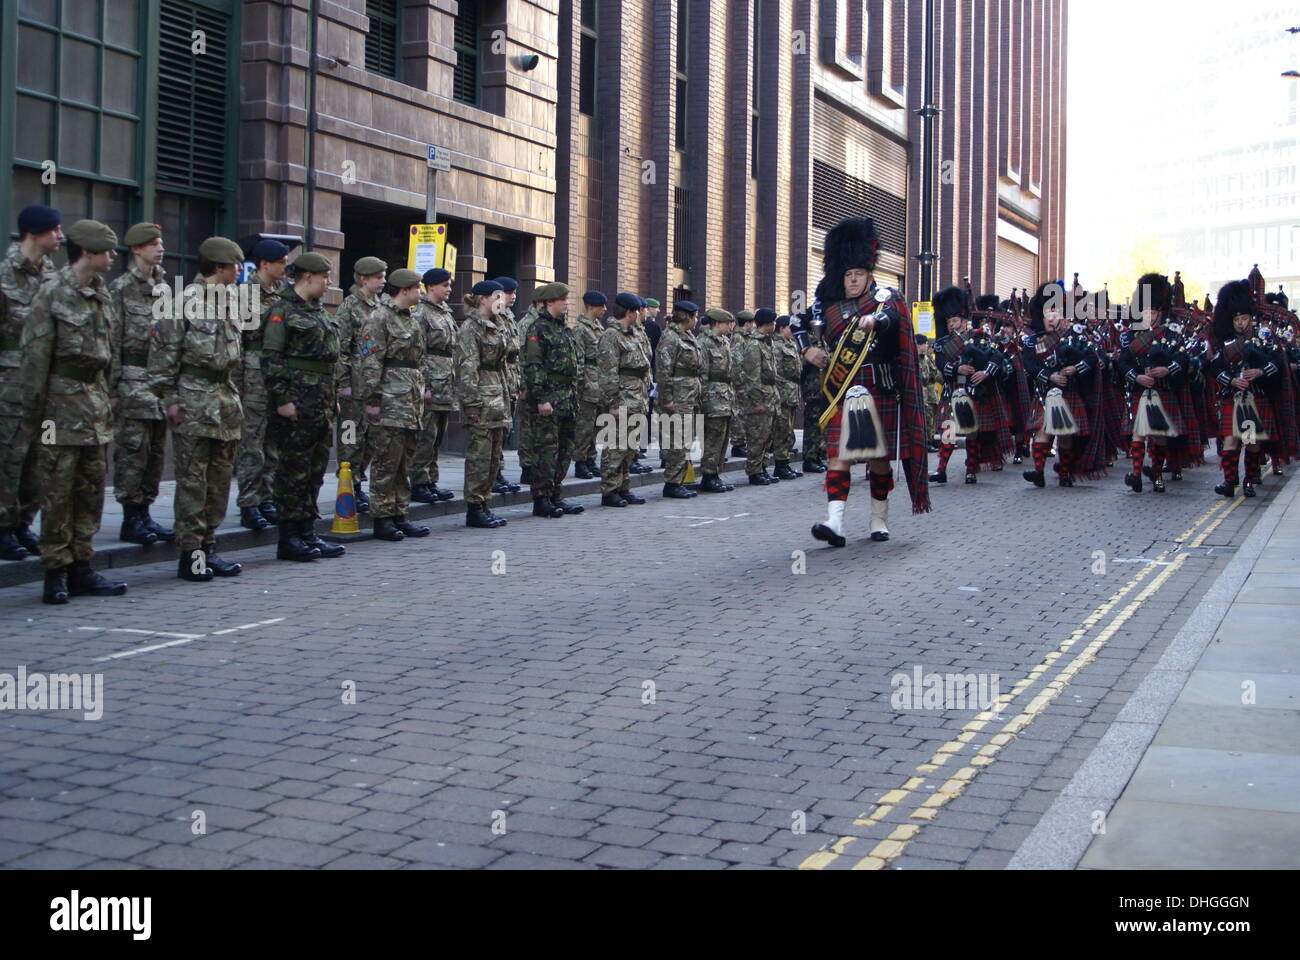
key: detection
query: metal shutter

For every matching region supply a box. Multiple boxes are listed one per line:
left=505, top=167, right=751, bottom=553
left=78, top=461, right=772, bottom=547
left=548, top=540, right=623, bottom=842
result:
left=453, top=0, right=479, bottom=105
left=995, top=237, right=1038, bottom=299
left=365, top=0, right=400, bottom=79
left=156, top=1, right=230, bottom=194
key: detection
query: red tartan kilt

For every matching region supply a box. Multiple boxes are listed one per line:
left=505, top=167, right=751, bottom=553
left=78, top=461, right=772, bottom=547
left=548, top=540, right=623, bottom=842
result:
left=1128, top=391, right=1186, bottom=436
left=824, top=387, right=900, bottom=461
left=1219, top=395, right=1278, bottom=440
left=1027, top=387, right=1090, bottom=435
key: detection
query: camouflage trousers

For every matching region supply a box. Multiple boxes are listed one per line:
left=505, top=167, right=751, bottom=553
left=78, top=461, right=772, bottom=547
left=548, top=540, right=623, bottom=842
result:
left=600, top=428, right=638, bottom=495
left=113, top=417, right=167, bottom=506
left=661, top=404, right=699, bottom=484
left=0, top=411, right=39, bottom=528
left=803, top=401, right=827, bottom=461
left=234, top=352, right=278, bottom=507
left=701, top=416, right=732, bottom=475
left=268, top=412, right=331, bottom=523
left=336, top=396, right=371, bottom=480
left=744, top=411, right=775, bottom=476
left=410, top=407, right=451, bottom=486
left=574, top=398, right=602, bottom=463
left=368, top=423, right=418, bottom=519
left=773, top=405, right=798, bottom=461
left=34, top=443, right=107, bottom=569
left=172, top=433, right=238, bottom=551
left=731, top=409, right=747, bottom=447
left=508, top=396, right=536, bottom=472
left=924, top=401, right=939, bottom=445
left=466, top=425, right=507, bottom=505
left=530, top=409, right=576, bottom=499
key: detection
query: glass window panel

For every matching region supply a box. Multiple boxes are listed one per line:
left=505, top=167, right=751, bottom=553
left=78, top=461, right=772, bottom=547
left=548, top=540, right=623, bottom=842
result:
left=63, top=0, right=100, bottom=37
left=103, top=50, right=139, bottom=113
left=51, top=175, right=93, bottom=225
left=100, top=115, right=136, bottom=180
left=103, top=0, right=139, bottom=49
left=59, top=106, right=97, bottom=172
left=14, top=96, right=54, bottom=162
left=10, top=168, right=47, bottom=237
left=91, top=182, right=130, bottom=234
left=17, top=26, right=58, bottom=94
left=184, top=199, right=217, bottom=257
left=18, top=0, right=58, bottom=25
left=61, top=39, right=100, bottom=105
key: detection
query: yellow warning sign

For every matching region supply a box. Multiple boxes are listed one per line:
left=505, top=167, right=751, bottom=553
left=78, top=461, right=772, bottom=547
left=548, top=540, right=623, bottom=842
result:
left=407, top=224, right=449, bottom=275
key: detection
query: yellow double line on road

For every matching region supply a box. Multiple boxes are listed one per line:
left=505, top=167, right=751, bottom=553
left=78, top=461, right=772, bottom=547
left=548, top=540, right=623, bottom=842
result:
left=800, top=495, right=1243, bottom=870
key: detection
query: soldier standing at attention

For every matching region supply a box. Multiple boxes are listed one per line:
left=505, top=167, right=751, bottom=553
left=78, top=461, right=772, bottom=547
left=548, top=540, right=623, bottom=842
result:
left=410, top=267, right=458, bottom=504
left=149, top=236, right=246, bottom=583
left=730, top=310, right=755, bottom=458
left=656, top=300, right=702, bottom=500
left=263, top=252, right=346, bottom=561
left=799, top=311, right=829, bottom=474
left=494, top=277, right=524, bottom=494
left=331, top=256, right=387, bottom=518
left=108, top=222, right=173, bottom=545
left=572, top=291, right=607, bottom=480
left=630, top=296, right=656, bottom=473
left=457, top=280, right=512, bottom=528
left=736, top=309, right=782, bottom=485
left=523, top=282, right=584, bottom=518
left=598, top=294, right=651, bottom=507
left=771, top=315, right=805, bottom=481
left=235, top=239, right=290, bottom=531
left=21, top=220, right=127, bottom=603
left=360, top=268, right=431, bottom=543
left=0, top=205, right=61, bottom=562
left=696, top=307, right=736, bottom=494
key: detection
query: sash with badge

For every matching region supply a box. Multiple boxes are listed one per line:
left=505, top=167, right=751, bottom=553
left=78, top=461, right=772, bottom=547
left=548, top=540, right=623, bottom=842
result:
left=819, top=289, right=891, bottom=460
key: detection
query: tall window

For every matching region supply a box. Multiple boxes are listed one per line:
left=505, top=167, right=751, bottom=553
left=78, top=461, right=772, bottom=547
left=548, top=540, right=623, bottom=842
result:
left=453, top=0, right=480, bottom=105
left=673, top=187, right=691, bottom=268
left=675, top=0, right=688, bottom=150
left=579, top=0, right=596, bottom=116
left=365, top=0, right=401, bottom=79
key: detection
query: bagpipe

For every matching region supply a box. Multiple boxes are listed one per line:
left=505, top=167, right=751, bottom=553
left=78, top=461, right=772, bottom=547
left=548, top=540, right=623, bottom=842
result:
left=1127, top=328, right=1181, bottom=437
left=1223, top=336, right=1278, bottom=441
left=1036, top=330, right=1094, bottom=437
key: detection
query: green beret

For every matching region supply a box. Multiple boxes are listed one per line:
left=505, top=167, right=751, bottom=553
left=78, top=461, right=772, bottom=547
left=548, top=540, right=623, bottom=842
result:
left=198, top=236, right=245, bottom=265
left=735, top=310, right=756, bottom=323
left=532, top=282, right=570, bottom=303
left=292, top=252, right=332, bottom=275
left=644, top=298, right=661, bottom=308
left=388, top=268, right=421, bottom=288
left=66, top=219, right=118, bottom=254
left=122, top=222, right=162, bottom=247
left=705, top=308, right=735, bottom=325
left=354, top=256, right=387, bottom=276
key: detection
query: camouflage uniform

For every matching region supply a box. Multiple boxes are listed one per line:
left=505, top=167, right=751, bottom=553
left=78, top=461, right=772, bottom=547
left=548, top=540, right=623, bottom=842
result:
left=655, top=323, right=703, bottom=483
left=148, top=276, right=243, bottom=551
left=455, top=305, right=512, bottom=505
left=800, top=325, right=828, bottom=464
left=512, top=308, right=539, bottom=473
left=698, top=325, right=736, bottom=475
left=773, top=335, right=803, bottom=462
left=360, top=295, right=426, bottom=519
left=522, top=306, right=579, bottom=499
left=734, top=325, right=780, bottom=477
left=107, top=262, right=167, bottom=507
left=410, top=295, right=458, bottom=489
left=233, top=273, right=284, bottom=508
left=20, top=265, right=117, bottom=569
left=573, top=313, right=605, bottom=465
left=598, top=322, right=650, bottom=495
left=919, top=348, right=942, bottom=444
left=0, top=242, right=55, bottom=543
left=333, top=283, right=381, bottom=479
left=498, top=307, right=526, bottom=474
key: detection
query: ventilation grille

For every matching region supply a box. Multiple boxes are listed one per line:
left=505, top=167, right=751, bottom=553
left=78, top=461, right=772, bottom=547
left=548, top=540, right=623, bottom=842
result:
left=156, top=1, right=230, bottom=194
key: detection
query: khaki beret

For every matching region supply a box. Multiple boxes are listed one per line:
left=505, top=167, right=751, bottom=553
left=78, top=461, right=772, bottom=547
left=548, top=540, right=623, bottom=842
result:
left=705, top=308, right=735, bottom=325
left=122, top=222, right=162, bottom=247
left=198, top=236, right=245, bottom=265
left=66, top=219, right=118, bottom=254
left=532, top=282, right=570, bottom=303
left=292, top=252, right=332, bottom=275
left=354, top=256, right=387, bottom=276
left=735, top=310, right=756, bottom=323
left=388, top=268, right=421, bottom=289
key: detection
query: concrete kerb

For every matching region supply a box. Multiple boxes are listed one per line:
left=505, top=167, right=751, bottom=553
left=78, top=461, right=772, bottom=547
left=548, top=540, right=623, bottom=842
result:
left=1006, top=471, right=1300, bottom=870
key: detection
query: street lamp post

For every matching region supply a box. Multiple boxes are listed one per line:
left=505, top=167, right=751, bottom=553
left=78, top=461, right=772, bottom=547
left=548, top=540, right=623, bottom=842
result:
left=915, top=0, right=940, bottom=304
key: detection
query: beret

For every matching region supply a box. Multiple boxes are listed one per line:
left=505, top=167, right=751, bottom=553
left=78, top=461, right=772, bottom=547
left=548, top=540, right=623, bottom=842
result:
left=122, top=222, right=162, bottom=247
left=18, top=205, right=60, bottom=236
left=705, top=308, right=735, bottom=325
left=198, top=236, right=246, bottom=265
left=472, top=280, right=503, bottom=296
left=388, top=268, right=422, bottom=288
left=353, top=256, right=388, bottom=276
left=775, top=315, right=792, bottom=329
left=644, top=298, right=661, bottom=308
left=583, top=291, right=607, bottom=307
left=735, top=310, right=756, bottom=323
left=753, top=308, right=778, bottom=326
left=674, top=300, right=700, bottom=315
left=532, top=281, right=570, bottom=303
left=494, top=277, right=519, bottom=293
left=250, top=239, right=290, bottom=263
left=66, top=219, right=118, bottom=254
left=422, top=268, right=451, bottom=286
left=292, top=251, right=332, bottom=274
left=615, top=292, right=641, bottom=311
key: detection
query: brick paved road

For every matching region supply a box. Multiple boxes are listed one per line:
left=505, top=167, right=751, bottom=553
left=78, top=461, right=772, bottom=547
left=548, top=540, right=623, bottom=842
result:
left=0, top=454, right=1278, bottom=869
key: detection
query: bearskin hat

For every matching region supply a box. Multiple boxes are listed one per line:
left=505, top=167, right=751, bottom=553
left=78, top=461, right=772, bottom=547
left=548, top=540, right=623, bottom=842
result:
left=933, top=286, right=967, bottom=326
left=975, top=295, right=1001, bottom=312
left=1027, top=280, right=1066, bottom=333
left=1266, top=291, right=1290, bottom=310
left=815, top=217, right=881, bottom=303
left=1133, top=273, right=1172, bottom=319
left=1214, top=280, right=1256, bottom=343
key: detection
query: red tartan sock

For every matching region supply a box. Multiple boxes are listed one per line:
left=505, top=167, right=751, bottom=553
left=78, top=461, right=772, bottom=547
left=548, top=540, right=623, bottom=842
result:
left=1032, top=442, right=1050, bottom=473
left=1147, top=441, right=1164, bottom=480
left=937, top=443, right=955, bottom=472
left=1244, top=450, right=1262, bottom=484
left=1129, top=440, right=1145, bottom=474
left=1058, top=443, right=1075, bottom=477
left=825, top=470, right=851, bottom=502
left=1220, top=448, right=1239, bottom=486
left=869, top=472, right=893, bottom=502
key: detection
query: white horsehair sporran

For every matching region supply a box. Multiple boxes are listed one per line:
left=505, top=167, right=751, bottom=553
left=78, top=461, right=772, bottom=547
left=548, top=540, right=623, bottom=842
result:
left=951, top=388, right=978, bottom=437
left=1042, top=387, right=1078, bottom=437
left=840, top=385, right=888, bottom=462
left=1134, top=388, right=1175, bottom=438
left=1232, top=391, right=1269, bottom=441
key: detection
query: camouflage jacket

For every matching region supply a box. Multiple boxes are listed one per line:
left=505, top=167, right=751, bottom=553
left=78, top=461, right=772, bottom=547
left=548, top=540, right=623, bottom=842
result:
left=1, top=242, right=57, bottom=403
left=574, top=315, right=605, bottom=404
left=773, top=336, right=802, bottom=407
left=108, top=262, right=166, bottom=421
left=243, top=273, right=286, bottom=352
left=522, top=307, right=580, bottom=417
left=360, top=297, right=426, bottom=431
left=800, top=325, right=827, bottom=403
left=417, top=296, right=459, bottom=412
left=334, top=284, right=382, bottom=395
left=918, top=351, right=943, bottom=406
left=733, top=327, right=780, bottom=415
left=262, top=287, right=339, bottom=424
left=21, top=265, right=117, bottom=445
left=656, top=325, right=703, bottom=408
left=454, top=306, right=512, bottom=429
left=147, top=277, right=243, bottom=441
left=501, top=307, right=522, bottom=396
left=697, top=327, right=735, bottom=418
left=598, top=322, right=651, bottom=413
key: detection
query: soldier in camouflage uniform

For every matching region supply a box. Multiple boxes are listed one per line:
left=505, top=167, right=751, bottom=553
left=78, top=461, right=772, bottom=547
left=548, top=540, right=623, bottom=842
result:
left=456, top=280, right=512, bottom=528
left=360, top=268, right=431, bottom=542
left=799, top=313, right=829, bottom=473
left=21, top=219, right=127, bottom=603
left=494, top=277, right=523, bottom=493
left=629, top=297, right=656, bottom=474
left=410, top=267, right=458, bottom=503
left=572, top=291, right=607, bottom=479
left=735, top=309, right=781, bottom=485
left=656, top=301, right=702, bottom=500
left=263, top=252, right=345, bottom=561
left=149, top=236, right=246, bottom=583
left=696, top=307, right=736, bottom=494
left=0, top=205, right=60, bottom=561
left=234, top=238, right=290, bottom=530
left=108, top=222, right=173, bottom=545
left=771, top=315, right=805, bottom=481
left=598, top=294, right=651, bottom=507
left=522, top=282, right=585, bottom=518
left=332, top=255, right=387, bottom=517
left=729, top=311, right=755, bottom=456
left=916, top=334, right=942, bottom=452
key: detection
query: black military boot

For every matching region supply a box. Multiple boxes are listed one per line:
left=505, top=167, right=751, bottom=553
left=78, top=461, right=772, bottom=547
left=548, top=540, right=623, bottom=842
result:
left=552, top=498, right=585, bottom=515
left=373, top=517, right=406, bottom=541
left=411, top=484, right=438, bottom=504
left=1125, top=472, right=1143, bottom=493
left=586, top=459, right=600, bottom=475
left=621, top=489, right=647, bottom=505
left=466, top=502, right=502, bottom=528
left=354, top=484, right=370, bottom=514
left=43, top=566, right=70, bottom=604
left=803, top=458, right=827, bottom=474
left=276, top=523, right=320, bottom=562
left=503, top=471, right=521, bottom=493
left=574, top=461, right=593, bottom=480
left=14, top=523, right=39, bottom=556
left=763, top=468, right=781, bottom=483
left=663, top=482, right=696, bottom=500
left=433, top=484, right=455, bottom=502
left=491, top=473, right=509, bottom=494
left=519, top=466, right=534, bottom=485
left=1214, top=482, right=1237, bottom=498
left=258, top=501, right=280, bottom=525
left=699, top=474, right=728, bottom=494
left=602, top=492, right=628, bottom=508
left=629, top=460, right=654, bottom=475
left=533, top=496, right=564, bottom=518
left=140, top=507, right=174, bottom=542
left=201, top=542, right=242, bottom=577
left=301, top=520, right=345, bottom=558
left=929, top=470, right=948, bottom=484
left=119, top=504, right=159, bottom=545
left=240, top=505, right=269, bottom=531
left=749, top=473, right=772, bottom=486
left=1022, top=470, right=1046, bottom=488
left=0, top=528, right=29, bottom=561
left=178, top=549, right=214, bottom=582
left=394, top=515, right=430, bottom=538
left=775, top=461, right=802, bottom=481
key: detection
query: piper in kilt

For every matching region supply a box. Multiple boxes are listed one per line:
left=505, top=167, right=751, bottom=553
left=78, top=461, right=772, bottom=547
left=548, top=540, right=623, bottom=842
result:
left=795, top=217, right=930, bottom=548
left=995, top=308, right=1033, bottom=463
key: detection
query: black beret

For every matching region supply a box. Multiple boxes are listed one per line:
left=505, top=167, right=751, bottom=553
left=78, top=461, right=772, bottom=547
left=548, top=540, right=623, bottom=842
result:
left=250, top=239, right=290, bottom=263
left=615, top=292, right=641, bottom=311
left=422, top=268, right=451, bottom=286
left=674, top=300, right=699, bottom=314
left=494, top=277, right=519, bottom=293
left=775, top=315, right=792, bottom=329
left=753, top=308, right=778, bottom=327
left=472, top=280, right=503, bottom=296
left=583, top=291, right=607, bottom=307
left=18, top=205, right=60, bottom=236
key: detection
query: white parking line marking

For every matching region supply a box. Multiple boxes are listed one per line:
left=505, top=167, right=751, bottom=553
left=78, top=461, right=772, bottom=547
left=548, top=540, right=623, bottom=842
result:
left=90, top=618, right=285, bottom=661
